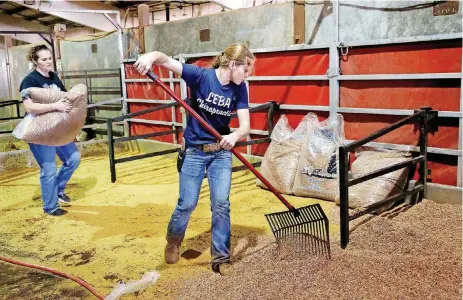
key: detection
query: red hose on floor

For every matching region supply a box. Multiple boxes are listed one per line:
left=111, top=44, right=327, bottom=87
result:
left=0, top=255, right=104, bottom=299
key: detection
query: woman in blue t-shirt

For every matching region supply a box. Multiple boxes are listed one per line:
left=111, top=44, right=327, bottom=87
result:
left=19, top=45, right=81, bottom=216
left=135, top=43, right=254, bottom=275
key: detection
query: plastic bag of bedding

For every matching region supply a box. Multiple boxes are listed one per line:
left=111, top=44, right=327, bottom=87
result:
left=13, top=84, right=87, bottom=146
left=292, top=114, right=345, bottom=201
left=257, top=113, right=319, bottom=194
left=335, top=148, right=411, bottom=213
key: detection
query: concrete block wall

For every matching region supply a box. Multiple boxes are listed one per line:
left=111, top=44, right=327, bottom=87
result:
left=144, top=2, right=295, bottom=56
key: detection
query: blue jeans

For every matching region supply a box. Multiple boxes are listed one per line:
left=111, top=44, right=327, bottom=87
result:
left=167, top=147, right=232, bottom=265
left=29, top=142, right=81, bottom=214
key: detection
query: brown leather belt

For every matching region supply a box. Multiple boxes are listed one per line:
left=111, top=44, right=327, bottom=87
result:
left=190, top=143, right=222, bottom=152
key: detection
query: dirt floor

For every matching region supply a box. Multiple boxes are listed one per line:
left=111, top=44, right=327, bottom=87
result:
left=0, top=140, right=28, bottom=152
left=0, top=151, right=461, bottom=300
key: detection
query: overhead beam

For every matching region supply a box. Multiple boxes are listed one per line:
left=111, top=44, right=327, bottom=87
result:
left=1, top=6, right=27, bottom=15
left=17, top=0, right=120, bottom=31
left=212, top=0, right=244, bottom=10
left=0, top=14, right=49, bottom=44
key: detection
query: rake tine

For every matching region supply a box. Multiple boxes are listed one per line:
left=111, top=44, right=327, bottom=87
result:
left=306, top=208, right=321, bottom=256
left=299, top=210, right=311, bottom=253
left=313, top=209, right=324, bottom=256
left=265, top=205, right=330, bottom=259
left=314, top=210, right=325, bottom=256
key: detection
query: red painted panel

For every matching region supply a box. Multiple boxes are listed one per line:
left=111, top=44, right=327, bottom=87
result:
left=126, top=83, right=181, bottom=101
left=130, top=123, right=174, bottom=143
left=343, top=114, right=459, bottom=150
left=125, top=64, right=171, bottom=79
left=340, top=80, right=461, bottom=111
left=189, top=57, right=214, bottom=68
left=128, top=103, right=172, bottom=122
left=411, top=154, right=458, bottom=186
left=250, top=81, right=329, bottom=105
left=282, top=111, right=329, bottom=129
left=341, top=40, right=462, bottom=74
left=254, top=50, right=329, bottom=76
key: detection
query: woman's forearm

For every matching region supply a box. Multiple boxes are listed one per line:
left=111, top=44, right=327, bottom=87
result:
left=24, top=100, right=57, bottom=114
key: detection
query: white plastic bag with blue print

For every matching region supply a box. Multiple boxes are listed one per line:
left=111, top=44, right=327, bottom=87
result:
left=292, top=114, right=346, bottom=201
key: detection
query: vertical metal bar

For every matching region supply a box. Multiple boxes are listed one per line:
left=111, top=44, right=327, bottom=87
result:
left=4, top=37, right=12, bottom=100
left=339, top=146, right=350, bottom=249
left=50, top=33, right=57, bottom=73
left=15, top=102, right=20, bottom=118
left=169, top=68, right=178, bottom=144
left=245, top=79, right=251, bottom=154
left=87, top=71, right=92, bottom=104
left=266, top=101, right=276, bottom=136
left=116, top=12, right=129, bottom=138
left=329, top=0, right=340, bottom=121
left=107, top=119, right=116, bottom=183
left=84, top=71, right=89, bottom=102
left=246, top=135, right=252, bottom=155
left=458, top=42, right=463, bottom=187
left=418, top=109, right=428, bottom=202
left=179, top=56, right=188, bottom=131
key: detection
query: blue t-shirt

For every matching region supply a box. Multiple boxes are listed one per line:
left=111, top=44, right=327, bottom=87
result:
left=181, top=63, right=249, bottom=146
left=19, top=70, right=66, bottom=101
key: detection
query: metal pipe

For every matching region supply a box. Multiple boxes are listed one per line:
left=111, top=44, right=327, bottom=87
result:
left=340, top=32, right=462, bottom=48
left=344, top=139, right=460, bottom=156
left=339, top=73, right=461, bottom=80
left=235, top=137, right=271, bottom=147
left=349, top=156, right=424, bottom=187
left=349, top=185, right=425, bottom=220
left=115, top=129, right=178, bottom=143
left=116, top=148, right=180, bottom=164
left=267, top=101, right=277, bottom=136
left=0, top=31, right=50, bottom=34
left=418, top=108, right=430, bottom=202
left=339, top=146, right=350, bottom=249
left=116, top=11, right=129, bottom=138
left=113, top=101, right=177, bottom=122
left=338, top=107, right=460, bottom=118
left=345, top=111, right=422, bottom=151
left=107, top=119, right=116, bottom=183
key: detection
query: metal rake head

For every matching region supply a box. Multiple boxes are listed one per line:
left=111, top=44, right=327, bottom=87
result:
left=265, top=204, right=331, bottom=259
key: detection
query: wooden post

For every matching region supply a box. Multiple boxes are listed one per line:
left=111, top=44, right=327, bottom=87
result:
left=293, top=1, right=305, bottom=44
left=137, top=4, right=150, bottom=54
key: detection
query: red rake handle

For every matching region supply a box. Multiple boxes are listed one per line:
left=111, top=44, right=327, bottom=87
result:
left=146, top=70, right=296, bottom=212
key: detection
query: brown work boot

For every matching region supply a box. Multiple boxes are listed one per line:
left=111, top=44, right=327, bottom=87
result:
left=165, top=242, right=180, bottom=264
left=212, top=263, right=232, bottom=276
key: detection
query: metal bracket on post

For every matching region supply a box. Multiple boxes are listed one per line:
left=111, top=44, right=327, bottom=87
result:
left=339, top=42, right=349, bottom=57
left=426, top=110, right=439, bottom=133
left=326, top=67, right=341, bottom=78
left=266, top=101, right=279, bottom=136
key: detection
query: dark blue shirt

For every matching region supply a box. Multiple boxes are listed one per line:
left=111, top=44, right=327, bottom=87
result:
left=19, top=70, right=66, bottom=101
left=181, top=63, right=249, bottom=146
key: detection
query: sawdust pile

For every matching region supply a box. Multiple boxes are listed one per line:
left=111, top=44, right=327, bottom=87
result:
left=176, top=200, right=461, bottom=300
